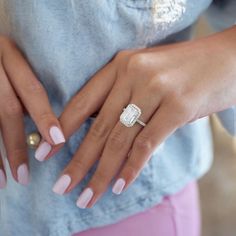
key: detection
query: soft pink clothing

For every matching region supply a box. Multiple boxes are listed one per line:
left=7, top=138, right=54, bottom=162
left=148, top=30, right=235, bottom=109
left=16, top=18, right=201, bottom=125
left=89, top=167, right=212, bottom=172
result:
left=73, top=181, right=201, bottom=236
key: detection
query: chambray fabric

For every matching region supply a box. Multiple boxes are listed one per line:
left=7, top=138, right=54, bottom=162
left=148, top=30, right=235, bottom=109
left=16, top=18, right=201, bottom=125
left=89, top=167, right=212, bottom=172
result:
left=0, top=1, right=235, bottom=236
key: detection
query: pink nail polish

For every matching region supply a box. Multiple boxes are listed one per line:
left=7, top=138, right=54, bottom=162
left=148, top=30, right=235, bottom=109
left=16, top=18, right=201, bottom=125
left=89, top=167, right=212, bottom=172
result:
left=112, top=178, right=126, bottom=195
left=76, top=188, right=94, bottom=209
left=52, top=174, right=71, bottom=195
left=17, top=164, right=29, bottom=185
left=49, top=126, right=65, bottom=145
left=35, top=141, right=52, bottom=161
left=0, top=169, right=6, bottom=189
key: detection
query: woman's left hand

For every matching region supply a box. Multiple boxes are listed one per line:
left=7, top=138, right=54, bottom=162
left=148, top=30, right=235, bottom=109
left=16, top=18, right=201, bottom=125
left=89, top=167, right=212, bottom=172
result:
left=38, top=26, right=236, bottom=208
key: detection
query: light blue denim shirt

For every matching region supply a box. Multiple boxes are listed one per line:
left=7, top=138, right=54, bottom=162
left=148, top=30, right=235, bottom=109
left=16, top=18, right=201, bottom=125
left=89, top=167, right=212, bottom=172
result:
left=0, top=1, right=235, bottom=236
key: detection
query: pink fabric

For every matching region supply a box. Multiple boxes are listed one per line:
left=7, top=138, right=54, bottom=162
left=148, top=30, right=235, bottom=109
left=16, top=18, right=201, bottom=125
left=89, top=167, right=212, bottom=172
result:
left=73, top=181, right=201, bottom=236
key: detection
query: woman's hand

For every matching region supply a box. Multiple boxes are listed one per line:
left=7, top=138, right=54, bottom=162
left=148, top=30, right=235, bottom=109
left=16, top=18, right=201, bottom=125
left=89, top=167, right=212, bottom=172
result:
left=44, top=26, right=236, bottom=207
left=0, top=36, right=65, bottom=188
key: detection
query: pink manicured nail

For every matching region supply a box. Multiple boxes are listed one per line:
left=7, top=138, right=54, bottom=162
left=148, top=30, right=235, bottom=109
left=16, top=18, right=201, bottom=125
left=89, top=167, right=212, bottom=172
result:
left=112, top=178, right=126, bottom=195
left=52, top=174, right=71, bottom=195
left=17, top=163, right=29, bottom=185
left=49, top=126, right=65, bottom=145
left=35, top=141, right=52, bottom=161
left=0, top=169, right=6, bottom=189
left=76, top=188, right=94, bottom=209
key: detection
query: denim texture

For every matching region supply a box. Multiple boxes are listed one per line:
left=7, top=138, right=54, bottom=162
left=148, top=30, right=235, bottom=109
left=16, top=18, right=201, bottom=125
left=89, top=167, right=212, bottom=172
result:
left=0, top=1, right=235, bottom=235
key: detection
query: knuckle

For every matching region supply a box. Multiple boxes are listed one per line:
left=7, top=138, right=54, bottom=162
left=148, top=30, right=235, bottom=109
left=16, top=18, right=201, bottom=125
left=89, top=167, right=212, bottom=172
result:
left=8, top=146, right=27, bottom=161
left=134, top=134, right=153, bottom=153
left=115, top=49, right=133, bottom=62
left=107, top=128, right=126, bottom=150
left=124, top=161, right=138, bottom=180
left=37, top=112, right=56, bottom=127
left=70, top=92, right=90, bottom=116
left=89, top=114, right=111, bottom=140
left=171, top=95, right=193, bottom=122
left=71, top=159, right=88, bottom=175
left=126, top=53, right=149, bottom=74
left=26, top=79, right=45, bottom=94
left=4, top=96, right=23, bottom=116
left=93, top=169, right=110, bottom=185
left=147, top=73, right=168, bottom=94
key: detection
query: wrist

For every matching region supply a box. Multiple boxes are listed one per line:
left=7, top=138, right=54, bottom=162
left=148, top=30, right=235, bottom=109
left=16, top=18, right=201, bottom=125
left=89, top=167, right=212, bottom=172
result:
left=202, top=26, right=236, bottom=67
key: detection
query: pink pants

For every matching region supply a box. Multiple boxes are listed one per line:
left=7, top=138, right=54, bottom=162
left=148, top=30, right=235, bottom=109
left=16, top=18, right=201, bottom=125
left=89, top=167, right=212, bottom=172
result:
left=73, top=181, right=201, bottom=236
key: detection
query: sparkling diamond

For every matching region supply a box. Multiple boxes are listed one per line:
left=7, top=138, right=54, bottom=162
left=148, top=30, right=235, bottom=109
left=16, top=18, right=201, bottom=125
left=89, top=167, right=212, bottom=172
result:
left=120, top=104, right=141, bottom=127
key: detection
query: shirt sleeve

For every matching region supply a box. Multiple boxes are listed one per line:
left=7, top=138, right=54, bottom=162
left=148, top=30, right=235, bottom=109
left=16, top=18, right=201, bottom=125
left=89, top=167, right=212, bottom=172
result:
left=205, top=0, right=236, bottom=136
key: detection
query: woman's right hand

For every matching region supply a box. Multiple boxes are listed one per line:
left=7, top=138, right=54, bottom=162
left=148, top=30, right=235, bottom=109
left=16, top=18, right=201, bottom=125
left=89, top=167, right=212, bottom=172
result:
left=0, top=36, right=65, bottom=188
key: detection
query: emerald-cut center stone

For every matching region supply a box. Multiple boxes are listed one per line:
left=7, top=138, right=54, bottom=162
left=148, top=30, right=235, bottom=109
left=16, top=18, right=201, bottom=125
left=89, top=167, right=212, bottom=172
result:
left=120, top=104, right=141, bottom=127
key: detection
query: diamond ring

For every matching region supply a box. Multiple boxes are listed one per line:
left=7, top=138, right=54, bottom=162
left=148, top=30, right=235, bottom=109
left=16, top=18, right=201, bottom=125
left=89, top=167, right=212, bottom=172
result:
left=120, top=103, right=146, bottom=127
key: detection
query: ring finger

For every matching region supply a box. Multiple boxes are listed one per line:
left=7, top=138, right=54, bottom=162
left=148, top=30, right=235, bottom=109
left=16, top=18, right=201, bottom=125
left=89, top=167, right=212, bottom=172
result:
left=52, top=76, right=131, bottom=194
left=76, top=89, right=160, bottom=208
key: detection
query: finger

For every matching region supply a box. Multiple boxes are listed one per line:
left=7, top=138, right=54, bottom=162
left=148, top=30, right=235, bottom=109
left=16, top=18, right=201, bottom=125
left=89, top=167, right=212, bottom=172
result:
left=76, top=91, right=160, bottom=208
left=1, top=39, right=65, bottom=147
left=0, top=132, right=7, bottom=189
left=0, top=68, right=29, bottom=185
left=43, top=50, right=138, bottom=161
left=52, top=75, right=131, bottom=195
left=112, top=103, right=179, bottom=195
left=36, top=60, right=117, bottom=163
left=40, top=50, right=138, bottom=162
left=60, top=62, right=117, bottom=138
left=57, top=49, right=138, bottom=140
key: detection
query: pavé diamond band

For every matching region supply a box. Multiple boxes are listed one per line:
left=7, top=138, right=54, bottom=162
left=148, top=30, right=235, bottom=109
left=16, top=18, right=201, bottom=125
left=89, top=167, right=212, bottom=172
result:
left=119, top=104, right=146, bottom=127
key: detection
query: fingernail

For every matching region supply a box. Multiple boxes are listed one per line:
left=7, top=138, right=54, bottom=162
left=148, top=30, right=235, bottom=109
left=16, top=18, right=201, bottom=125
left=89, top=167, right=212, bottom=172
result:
left=76, top=188, right=94, bottom=209
left=52, top=174, right=71, bottom=195
left=17, top=163, right=29, bottom=185
left=112, top=178, right=126, bottom=195
left=35, top=141, right=52, bottom=161
left=49, top=126, right=65, bottom=145
left=0, top=169, right=6, bottom=189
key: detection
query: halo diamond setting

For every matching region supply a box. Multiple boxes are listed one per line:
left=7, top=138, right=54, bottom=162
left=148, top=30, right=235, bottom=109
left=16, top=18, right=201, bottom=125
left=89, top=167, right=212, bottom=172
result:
left=120, top=104, right=142, bottom=127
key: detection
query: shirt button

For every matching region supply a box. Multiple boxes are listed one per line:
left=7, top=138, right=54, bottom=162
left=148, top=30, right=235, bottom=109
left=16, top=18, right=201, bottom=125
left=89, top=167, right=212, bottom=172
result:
left=26, top=132, right=41, bottom=149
